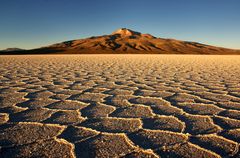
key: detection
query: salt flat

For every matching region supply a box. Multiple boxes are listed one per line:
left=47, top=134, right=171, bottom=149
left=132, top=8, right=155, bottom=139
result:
left=0, top=55, right=240, bottom=157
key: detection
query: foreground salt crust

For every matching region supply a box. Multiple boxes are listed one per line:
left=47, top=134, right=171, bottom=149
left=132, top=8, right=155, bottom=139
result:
left=0, top=55, right=240, bottom=157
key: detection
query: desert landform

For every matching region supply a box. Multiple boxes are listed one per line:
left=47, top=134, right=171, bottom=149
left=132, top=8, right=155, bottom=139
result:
left=0, top=55, right=240, bottom=157
left=1, top=28, right=240, bottom=55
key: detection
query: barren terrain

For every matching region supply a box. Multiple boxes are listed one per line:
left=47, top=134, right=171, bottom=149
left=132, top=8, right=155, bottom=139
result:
left=0, top=55, right=240, bottom=157
left=1, top=29, right=240, bottom=55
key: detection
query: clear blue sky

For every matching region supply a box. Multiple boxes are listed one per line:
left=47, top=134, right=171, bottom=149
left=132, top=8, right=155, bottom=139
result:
left=0, top=0, right=239, bottom=49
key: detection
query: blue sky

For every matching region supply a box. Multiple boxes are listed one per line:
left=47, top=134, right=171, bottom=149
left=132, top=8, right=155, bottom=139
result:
left=0, top=0, right=239, bottom=49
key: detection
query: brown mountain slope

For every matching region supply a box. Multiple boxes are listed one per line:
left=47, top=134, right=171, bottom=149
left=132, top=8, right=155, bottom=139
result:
left=1, top=28, right=240, bottom=54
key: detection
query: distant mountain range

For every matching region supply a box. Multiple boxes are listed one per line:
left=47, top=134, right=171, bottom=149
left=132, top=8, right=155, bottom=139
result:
left=1, top=28, right=240, bottom=54
left=0, top=48, right=25, bottom=52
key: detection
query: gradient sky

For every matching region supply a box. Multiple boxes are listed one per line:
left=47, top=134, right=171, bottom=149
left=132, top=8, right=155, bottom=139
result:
left=0, top=0, right=240, bottom=50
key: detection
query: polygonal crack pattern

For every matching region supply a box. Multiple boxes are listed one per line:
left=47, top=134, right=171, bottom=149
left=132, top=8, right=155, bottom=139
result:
left=0, top=55, right=240, bottom=157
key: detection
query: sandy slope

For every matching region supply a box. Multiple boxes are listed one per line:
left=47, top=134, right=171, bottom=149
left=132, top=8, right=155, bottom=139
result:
left=0, top=55, right=240, bottom=157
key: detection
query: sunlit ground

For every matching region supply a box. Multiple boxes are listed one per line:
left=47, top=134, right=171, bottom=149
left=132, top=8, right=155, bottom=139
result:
left=0, top=55, right=240, bottom=157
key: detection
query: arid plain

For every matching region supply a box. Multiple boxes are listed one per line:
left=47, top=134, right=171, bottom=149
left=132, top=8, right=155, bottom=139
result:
left=0, top=55, right=240, bottom=158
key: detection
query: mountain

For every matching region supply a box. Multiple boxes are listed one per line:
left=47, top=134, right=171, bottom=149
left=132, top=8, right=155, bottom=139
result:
left=0, top=48, right=25, bottom=52
left=1, top=28, right=239, bottom=54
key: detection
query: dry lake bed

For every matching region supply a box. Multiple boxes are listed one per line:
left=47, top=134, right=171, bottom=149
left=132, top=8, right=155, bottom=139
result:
left=0, top=55, right=240, bottom=158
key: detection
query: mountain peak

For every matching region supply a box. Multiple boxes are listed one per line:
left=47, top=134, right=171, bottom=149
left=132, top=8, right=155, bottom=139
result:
left=112, top=28, right=141, bottom=36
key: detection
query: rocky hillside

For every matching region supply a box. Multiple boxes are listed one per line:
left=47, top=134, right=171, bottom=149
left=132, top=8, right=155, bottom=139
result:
left=1, top=28, right=239, bottom=54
